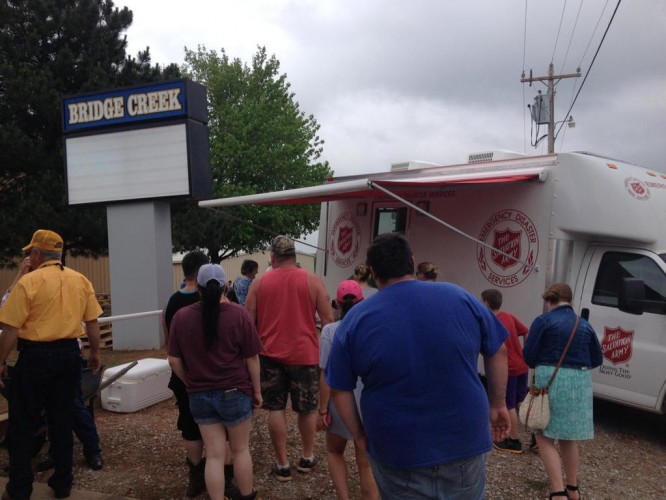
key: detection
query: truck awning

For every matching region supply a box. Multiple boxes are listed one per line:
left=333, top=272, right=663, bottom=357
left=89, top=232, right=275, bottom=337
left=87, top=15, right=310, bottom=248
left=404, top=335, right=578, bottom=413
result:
left=198, top=166, right=549, bottom=208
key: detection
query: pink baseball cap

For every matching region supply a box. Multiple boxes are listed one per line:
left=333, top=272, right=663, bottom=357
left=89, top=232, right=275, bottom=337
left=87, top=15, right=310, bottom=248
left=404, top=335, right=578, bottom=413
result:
left=336, top=280, right=363, bottom=303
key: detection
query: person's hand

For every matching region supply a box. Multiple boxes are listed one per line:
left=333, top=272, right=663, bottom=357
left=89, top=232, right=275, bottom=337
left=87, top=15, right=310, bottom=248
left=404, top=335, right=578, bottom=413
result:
left=252, top=391, right=263, bottom=409
left=19, top=257, right=31, bottom=275
left=88, top=351, right=101, bottom=373
left=0, top=363, right=8, bottom=389
left=490, top=405, right=511, bottom=442
left=317, top=412, right=331, bottom=431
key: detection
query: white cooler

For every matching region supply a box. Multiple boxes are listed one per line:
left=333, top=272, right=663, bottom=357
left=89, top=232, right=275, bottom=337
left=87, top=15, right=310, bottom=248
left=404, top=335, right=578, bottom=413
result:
left=101, top=358, right=173, bottom=413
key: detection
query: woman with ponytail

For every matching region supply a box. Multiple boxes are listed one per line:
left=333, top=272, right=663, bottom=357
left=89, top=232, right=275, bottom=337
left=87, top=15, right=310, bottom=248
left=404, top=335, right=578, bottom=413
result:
left=168, top=264, right=264, bottom=500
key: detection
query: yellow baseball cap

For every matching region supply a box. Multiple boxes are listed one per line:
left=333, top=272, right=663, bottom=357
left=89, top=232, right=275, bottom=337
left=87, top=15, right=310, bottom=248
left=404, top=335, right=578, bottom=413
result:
left=22, top=229, right=64, bottom=252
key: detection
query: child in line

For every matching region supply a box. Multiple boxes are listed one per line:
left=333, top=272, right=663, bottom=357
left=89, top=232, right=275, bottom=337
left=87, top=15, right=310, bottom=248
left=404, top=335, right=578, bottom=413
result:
left=319, top=280, right=379, bottom=500
left=482, top=288, right=530, bottom=453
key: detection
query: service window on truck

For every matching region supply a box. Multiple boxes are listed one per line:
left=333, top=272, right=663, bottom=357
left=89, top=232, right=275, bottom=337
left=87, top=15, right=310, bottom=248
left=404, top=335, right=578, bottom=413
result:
left=373, top=207, right=407, bottom=237
left=592, top=251, right=666, bottom=314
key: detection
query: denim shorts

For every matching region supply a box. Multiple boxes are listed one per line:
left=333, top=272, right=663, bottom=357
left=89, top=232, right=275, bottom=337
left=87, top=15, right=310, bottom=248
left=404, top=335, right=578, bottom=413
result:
left=188, top=389, right=253, bottom=426
left=369, top=453, right=486, bottom=500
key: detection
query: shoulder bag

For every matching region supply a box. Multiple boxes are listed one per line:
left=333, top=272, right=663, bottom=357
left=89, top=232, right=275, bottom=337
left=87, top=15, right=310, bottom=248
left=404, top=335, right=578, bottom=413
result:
left=519, top=315, right=580, bottom=430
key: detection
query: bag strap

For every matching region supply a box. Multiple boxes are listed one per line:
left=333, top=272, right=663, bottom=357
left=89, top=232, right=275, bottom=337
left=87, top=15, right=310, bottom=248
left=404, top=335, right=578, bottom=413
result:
left=545, top=315, right=579, bottom=389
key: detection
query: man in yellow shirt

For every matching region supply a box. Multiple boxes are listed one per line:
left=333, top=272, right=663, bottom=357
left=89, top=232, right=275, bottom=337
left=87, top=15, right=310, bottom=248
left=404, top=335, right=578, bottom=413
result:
left=0, top=230, right=102, bottom=500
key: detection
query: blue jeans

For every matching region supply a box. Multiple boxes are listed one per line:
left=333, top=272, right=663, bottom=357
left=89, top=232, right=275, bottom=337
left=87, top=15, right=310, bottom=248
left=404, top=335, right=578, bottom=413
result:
left=369, top=453, right=486, bottom=500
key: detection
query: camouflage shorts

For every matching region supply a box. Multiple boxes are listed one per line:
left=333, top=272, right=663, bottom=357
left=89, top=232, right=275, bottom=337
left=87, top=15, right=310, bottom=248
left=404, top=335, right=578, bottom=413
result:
left=259, top=355, right=319, bottom=413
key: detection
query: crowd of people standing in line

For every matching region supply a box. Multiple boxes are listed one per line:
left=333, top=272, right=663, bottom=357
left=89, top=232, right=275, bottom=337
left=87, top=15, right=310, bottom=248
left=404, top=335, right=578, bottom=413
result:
left=0, top=229, right=604, bottom=500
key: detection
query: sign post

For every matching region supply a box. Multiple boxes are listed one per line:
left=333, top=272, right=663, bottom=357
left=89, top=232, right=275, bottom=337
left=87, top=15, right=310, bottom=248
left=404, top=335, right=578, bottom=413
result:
left=62, top=80, right=211, bottom=349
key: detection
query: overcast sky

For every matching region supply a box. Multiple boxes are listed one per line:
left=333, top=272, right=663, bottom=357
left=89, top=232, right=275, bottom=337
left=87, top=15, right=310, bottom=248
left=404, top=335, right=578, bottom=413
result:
left=120, top=0, right=665, bottom=178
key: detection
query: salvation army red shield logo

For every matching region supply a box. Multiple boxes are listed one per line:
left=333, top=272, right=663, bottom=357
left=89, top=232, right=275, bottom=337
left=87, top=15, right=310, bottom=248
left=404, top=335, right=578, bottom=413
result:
left=602, top=326, right=634, bottom=365
left=337, top=226, right=353, bottom=254
left=329, top=212, right=362, bottom=268
left=624, top=177, right=650, bottom=200
left=491, top=229, right=520, bottom=269
left=631, top=181, right=645, bottom=195
left=477, top=209, right=539, bottom=288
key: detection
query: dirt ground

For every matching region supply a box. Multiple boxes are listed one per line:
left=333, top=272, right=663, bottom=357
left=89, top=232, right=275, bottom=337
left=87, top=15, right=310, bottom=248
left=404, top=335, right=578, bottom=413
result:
left=0, top=346, right=664, bottom=499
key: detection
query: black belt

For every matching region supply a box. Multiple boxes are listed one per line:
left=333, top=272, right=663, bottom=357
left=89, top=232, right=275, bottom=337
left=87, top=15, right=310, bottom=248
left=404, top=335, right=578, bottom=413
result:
left=17, top=338, right=78, bottom=351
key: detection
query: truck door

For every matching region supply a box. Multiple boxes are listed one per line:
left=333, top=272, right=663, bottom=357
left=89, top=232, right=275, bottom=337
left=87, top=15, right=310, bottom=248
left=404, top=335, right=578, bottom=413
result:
left=579, top=247, right=666, bottom=412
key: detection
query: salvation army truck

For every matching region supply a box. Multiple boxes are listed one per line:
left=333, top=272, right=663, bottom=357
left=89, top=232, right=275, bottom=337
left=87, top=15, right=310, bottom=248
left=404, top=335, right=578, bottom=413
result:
left=200, top=151, right=666, bottom=414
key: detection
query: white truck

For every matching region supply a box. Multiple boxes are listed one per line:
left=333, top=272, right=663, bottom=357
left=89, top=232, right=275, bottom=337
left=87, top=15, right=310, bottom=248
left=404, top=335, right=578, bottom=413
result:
left=200, top=151, right=666, bottom=414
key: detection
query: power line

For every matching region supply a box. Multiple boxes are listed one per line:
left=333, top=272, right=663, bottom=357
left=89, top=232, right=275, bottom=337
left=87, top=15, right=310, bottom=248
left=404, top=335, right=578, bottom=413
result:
left=551, top=0, right=569, bottom=63
left=556, top=0, right=622, bottom=141
left=559, top=0, right=583, bottom=74
left=579, top=0, right=610, bottom=68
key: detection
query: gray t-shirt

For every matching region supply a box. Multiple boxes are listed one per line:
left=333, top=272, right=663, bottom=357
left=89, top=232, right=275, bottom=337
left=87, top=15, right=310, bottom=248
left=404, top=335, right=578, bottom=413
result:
left=320, top=320, right=364, bottom=440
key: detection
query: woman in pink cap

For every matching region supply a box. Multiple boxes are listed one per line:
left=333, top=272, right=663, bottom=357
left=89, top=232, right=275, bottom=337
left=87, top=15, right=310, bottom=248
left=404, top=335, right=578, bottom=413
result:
left=318, top=280, right=378, bottom=500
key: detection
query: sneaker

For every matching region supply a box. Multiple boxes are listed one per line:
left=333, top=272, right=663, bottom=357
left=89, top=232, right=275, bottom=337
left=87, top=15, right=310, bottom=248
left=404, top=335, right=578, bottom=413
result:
left=493, top=438, right=523, bottom=454
left=271, top=463, right=292, bottom=482
left=296, top=456, right=318, bottom=473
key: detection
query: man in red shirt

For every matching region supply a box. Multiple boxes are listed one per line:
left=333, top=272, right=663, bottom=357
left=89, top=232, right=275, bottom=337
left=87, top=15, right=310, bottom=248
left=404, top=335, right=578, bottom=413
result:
left=246, top=235, right=333, bottom=481
left=482, top=288, right=529, bottom=454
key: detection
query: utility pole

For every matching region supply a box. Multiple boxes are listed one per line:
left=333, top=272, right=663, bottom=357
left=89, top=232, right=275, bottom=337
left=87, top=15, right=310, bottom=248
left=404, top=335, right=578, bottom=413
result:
left=521, top=63, right=581, bottom=153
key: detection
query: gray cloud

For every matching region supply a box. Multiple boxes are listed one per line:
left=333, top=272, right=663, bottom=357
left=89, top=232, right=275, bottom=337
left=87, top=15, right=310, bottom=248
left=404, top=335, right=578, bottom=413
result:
left=123, top=0, right=666, bottom=172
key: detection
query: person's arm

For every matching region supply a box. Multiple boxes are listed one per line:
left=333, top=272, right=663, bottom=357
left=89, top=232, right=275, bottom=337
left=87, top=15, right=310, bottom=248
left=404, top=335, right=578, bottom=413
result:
left=0, top=324, right=18, bottom=389
left=84, top=319, right=101, bottom=373
left=314, top=276, right=334, bottom=327
left=483, top=343, right=510, bottom=442
left=168, top=355, right=187, bottom=382
left=161, top=315, right=170, bottom=345
left=1, top=257, right=31, bottom=307
left=331, top=389, right=367, bottom=451
left=318, top=371, right=331, bottom=430
left=588, top=325, right=604, bottom=368
left=245, top=278, right=259, bottom=325
left=246, top=354, right=263, bottom=408
left=522, top=318, right=544, bottom=367
left=515, top=317, right=529, bottom=338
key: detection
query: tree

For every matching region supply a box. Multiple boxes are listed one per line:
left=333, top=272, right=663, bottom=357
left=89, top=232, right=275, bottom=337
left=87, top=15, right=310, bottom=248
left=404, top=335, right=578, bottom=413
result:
left=173, top=46, right=332, bottom=263
left=0, top=0, right=180, bottom=265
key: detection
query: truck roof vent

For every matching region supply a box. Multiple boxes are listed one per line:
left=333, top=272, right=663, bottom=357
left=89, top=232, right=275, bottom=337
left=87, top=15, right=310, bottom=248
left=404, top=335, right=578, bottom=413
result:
left=390, top=160, right=439, bottom=172
left=467, top=150, right=528, bottom=164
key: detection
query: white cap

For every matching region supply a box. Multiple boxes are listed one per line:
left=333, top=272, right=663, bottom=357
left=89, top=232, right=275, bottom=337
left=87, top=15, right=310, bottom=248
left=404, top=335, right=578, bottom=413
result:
left=196, top=264, right=227, bottom=287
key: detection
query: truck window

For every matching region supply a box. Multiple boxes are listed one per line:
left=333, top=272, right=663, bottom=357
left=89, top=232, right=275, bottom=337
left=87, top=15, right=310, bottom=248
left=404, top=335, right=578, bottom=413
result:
left=592, top=251, right=666, bottom=315
left=373, top=207, right=407, bottom=237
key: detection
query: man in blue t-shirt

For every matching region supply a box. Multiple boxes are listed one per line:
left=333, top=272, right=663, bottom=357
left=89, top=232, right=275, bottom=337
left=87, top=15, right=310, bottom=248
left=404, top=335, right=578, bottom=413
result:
left=326, top=233, right=510, bottom=499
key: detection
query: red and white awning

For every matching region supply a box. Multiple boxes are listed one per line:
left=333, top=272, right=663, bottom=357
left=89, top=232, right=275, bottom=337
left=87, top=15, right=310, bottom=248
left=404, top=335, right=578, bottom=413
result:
left=198, top=165, right=549, bottom=208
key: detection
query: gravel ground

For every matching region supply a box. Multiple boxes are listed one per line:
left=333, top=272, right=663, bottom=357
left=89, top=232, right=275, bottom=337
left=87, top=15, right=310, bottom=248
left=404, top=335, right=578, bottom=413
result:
left=1, top=348, right=663, bottom=499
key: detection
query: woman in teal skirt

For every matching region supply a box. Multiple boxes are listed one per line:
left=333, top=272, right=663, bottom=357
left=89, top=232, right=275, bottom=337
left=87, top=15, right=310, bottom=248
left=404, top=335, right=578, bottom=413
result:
left=523, top=283, right=603, bottom=500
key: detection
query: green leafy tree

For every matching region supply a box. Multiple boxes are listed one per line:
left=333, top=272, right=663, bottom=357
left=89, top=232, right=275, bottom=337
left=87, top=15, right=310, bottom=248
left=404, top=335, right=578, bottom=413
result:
left=173, top=46, right=332, bottom=263
left=0, top=0, right=180, bottom=265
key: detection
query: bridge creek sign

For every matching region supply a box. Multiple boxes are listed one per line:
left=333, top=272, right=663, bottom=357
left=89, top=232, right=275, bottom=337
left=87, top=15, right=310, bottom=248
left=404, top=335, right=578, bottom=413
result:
left=62, top=79, right=211, bottom=205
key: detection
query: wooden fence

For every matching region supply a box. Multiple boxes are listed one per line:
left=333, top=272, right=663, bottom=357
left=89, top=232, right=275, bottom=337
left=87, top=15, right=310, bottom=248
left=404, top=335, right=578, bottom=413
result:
left=1, top=251, right=315, bottom=349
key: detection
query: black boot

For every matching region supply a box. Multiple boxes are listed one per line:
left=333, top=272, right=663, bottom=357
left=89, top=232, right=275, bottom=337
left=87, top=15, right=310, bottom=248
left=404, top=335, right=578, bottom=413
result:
left=224, top=463, right=240, bottom=499
left=186, top=457, right=206, bottom=498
